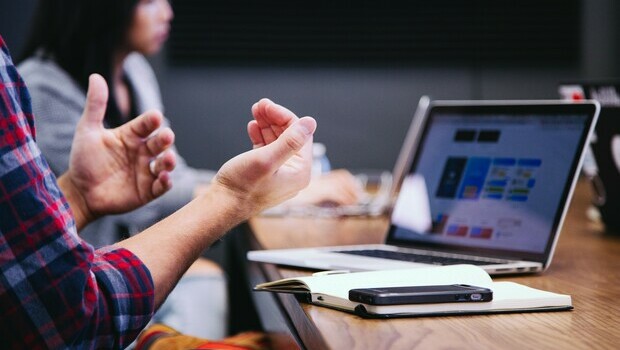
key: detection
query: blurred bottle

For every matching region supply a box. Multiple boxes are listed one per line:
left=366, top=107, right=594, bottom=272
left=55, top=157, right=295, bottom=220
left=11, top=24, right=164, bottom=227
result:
left=312, top=142, right=331, bottom=177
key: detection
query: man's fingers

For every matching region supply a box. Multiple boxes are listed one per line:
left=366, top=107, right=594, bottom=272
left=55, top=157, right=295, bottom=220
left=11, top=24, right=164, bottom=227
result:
left=252, top=98, right=300, bottom=145
left=255, top=119, right=278, bottom=146
left=145, top=127, right=175, bottom=157
left=260, top=116, right=316, bottom=169
left=248, top=121, right=266, bottom=148
left=152, top=171, right=173, bottom=198
left=253, top=98, right=298, bottom=129
left=149, top=151, right=177, bottom=175
left=125, top=110, right=164, bottom=138
left=80, top=74, right=108, bottom=127
left=148, top=151, right=176, bottom=198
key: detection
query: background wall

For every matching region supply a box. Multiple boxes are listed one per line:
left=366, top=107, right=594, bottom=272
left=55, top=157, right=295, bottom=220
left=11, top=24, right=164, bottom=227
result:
left=1, top=0, right=618, bottom=172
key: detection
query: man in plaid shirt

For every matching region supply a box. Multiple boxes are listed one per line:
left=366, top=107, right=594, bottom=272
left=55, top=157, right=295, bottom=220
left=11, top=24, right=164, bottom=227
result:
left=0, top=34, right=317, bottom=349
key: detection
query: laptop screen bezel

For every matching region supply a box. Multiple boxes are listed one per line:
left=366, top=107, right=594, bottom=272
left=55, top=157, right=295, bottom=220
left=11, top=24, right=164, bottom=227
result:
left=384, top=100, right=599, bottom=264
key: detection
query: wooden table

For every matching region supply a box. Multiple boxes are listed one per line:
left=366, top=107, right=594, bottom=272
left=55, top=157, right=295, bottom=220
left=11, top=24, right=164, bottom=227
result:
left=245, top=180, right=620, bottom=349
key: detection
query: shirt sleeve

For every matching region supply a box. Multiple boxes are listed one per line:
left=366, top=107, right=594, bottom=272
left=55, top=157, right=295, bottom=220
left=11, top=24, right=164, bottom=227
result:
left=0, top=36, right=154, bottom=349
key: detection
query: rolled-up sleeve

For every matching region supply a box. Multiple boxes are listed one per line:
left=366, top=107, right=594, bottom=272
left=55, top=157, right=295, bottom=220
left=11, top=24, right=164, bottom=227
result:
left=88, top=248, right=155, bottom=347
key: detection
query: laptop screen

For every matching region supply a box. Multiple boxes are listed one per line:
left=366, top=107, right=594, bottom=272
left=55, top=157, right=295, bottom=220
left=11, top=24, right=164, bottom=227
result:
left=387, top=102, right=598, bottom=262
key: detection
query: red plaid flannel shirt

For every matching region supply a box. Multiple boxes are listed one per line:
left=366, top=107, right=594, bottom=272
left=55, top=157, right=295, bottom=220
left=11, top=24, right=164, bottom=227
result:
left=0, top=35, right=154, bottom=349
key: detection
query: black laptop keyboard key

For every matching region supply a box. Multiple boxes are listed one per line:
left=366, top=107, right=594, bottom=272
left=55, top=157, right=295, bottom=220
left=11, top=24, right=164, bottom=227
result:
left=336, top=249, right=503, bottom=266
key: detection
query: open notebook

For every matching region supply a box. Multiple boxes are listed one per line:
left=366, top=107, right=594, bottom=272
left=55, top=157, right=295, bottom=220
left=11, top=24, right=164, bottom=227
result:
left=254, top=265, right=572, bottom=318
left=249, top=100, right=600, bottom=275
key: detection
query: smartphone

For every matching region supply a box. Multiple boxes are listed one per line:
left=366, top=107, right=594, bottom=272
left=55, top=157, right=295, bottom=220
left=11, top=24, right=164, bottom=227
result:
left=348, top=284, right=493, bottom=305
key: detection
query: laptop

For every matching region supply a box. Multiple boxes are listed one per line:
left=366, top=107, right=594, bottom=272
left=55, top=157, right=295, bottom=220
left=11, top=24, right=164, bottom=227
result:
left=248, top=100, right=600, bottom=275
left=559, top=81, right=620, bottom=232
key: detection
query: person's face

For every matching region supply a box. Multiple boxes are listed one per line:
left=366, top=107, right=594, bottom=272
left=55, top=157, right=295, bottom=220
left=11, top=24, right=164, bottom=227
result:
left=127, top=0, right=174, bottom=55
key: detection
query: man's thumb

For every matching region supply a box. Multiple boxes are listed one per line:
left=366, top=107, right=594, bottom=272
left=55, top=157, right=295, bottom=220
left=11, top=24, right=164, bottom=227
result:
left=266, top=116, right=316, bottom=165
left=81, top=74, right=109, bottom=127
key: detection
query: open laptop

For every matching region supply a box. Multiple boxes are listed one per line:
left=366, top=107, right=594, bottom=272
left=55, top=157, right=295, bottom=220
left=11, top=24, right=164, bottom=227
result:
left=248, top=100, right=600, bottom=275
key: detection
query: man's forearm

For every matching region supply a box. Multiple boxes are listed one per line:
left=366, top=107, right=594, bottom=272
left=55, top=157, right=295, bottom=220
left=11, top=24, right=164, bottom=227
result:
left=115, top=184, right=250, bottom=307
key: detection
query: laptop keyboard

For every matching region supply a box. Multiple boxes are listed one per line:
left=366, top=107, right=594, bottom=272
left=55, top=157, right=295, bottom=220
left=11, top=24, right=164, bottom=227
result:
left=335, top=249, right=505, bottom=266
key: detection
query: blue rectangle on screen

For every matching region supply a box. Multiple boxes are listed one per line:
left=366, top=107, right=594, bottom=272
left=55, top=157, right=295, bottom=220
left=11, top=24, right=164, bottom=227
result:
left=518, top=159, right=542, bottom=167
left=487, top=180, right=508, bottom=187
left=493, top=158, right=516, bottom=166
left=457, top=157, right=491, bottom=200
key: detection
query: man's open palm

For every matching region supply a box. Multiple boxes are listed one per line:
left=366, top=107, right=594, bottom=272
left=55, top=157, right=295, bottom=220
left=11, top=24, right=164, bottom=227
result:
left=66, top=74, right=176, bottom=221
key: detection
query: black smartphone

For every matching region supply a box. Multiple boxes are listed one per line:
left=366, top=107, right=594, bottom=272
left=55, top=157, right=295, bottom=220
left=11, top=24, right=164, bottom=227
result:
left=348, top=284, right=493, bottom=305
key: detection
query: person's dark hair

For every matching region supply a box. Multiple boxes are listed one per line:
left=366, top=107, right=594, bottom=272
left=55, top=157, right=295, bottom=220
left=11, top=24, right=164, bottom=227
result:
left=20, top=0, right=140, bottom=127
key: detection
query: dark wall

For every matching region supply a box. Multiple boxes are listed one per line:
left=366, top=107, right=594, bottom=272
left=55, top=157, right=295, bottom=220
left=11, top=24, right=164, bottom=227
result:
left=0, top=0, right=37, bottom=56
left=2, top=0, right=618, bottom=171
